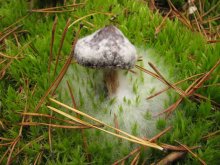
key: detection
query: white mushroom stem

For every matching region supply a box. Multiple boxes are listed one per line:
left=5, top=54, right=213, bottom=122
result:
left=103, top=69, right=119, bottom=96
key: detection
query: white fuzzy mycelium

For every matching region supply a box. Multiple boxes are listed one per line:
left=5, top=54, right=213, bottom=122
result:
left=60, top=48, right=169, bottom=137
left=73, top=25, right=137, bottom=69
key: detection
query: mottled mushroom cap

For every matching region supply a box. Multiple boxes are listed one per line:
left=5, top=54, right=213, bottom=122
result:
left=73, top=25, right=137, bottom=69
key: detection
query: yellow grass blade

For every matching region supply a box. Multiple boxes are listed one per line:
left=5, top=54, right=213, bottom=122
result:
left=49, top=98, right=158, bottom=145
left=47, top=105, right=163, bottom=151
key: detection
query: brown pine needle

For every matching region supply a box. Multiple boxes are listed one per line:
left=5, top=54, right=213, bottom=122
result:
left=10, top=135, right=44, bottom=163
left=19, top=122, right=100, bottom=129
left=175, top=141, right=207, bottom=165
left=135, top=65, right=163, bottom=81
left=0, top=25, right=22, bottom=42
left=31, top=3, right=85, bottom=12
left=34, top=25, right=82, bottom=112
left=193, top=93, right=220, bottom=108
left=147, top=73, right=205, bottom=100
left=66, top=80, right=92, bottom=163
left=0, top=52, right=23, bottom=59
left=1, top=14, right=28, bottom=34
left=112, top=147, right=141, bottom=165
left=47, top=105, right=163, bottom=150
left=148, top=62, right=186, bottom=97
left=113, top=126, right=172, bottom=164
left=6, top=136, right=20, bottom=165
left=130, top=151, right=140, bottom=165
left=48, top=15, right=58, bottom=74
left=0, top=137, right=14, bottom=141
left=161, top=143, right=200, bottom=151
left=49, top=98, right=163, bottom=150
left=33, top=151, right=43, bottom=165
left=114, top=113, right=120, bottom=134
left=54, top=18, right=71, bottom=76
left=155, top=59, right=220, bottom=117
left=202, top=130, right=220, bottom=140
left=19, top=112, right=78, bottom=125
left=0, top=142, right=13, bottom=147
left=68, top=12, right=114, bottom=28
left=201, top=1, right=220, bottom=18
left=155, top=10, right=172, bottom=35
left=155, top=152, right=186, bottom=165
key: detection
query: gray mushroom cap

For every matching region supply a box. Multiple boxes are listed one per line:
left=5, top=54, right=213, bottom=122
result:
left=73, top=25, right=137, bottom=69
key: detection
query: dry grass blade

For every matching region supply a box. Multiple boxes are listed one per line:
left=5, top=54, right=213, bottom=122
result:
left=54, top=18, right=71, bottom=76
left=49, top=98, right=163, bottom=150
left=47, top=105, right=163, bottom=150
left=175, top=141, right=207, bottom=165
left=48, top=15, right=58, bottom=74
left=155, top=152, right=186, bottom=165
left=34, top=25, right=82, bottom=112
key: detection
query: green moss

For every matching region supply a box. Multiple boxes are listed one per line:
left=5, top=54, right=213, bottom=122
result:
left=0, top=0, right=219, bottom=164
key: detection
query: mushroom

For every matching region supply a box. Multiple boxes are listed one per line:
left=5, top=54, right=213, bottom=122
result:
left=73, top=25, right=137, bottom=96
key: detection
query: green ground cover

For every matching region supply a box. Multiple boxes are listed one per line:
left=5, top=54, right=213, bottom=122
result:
left=0, top=0, right=219, bottom=164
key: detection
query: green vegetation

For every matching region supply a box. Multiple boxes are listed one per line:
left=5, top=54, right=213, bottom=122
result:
left=0, top=0, right=219, bottom=164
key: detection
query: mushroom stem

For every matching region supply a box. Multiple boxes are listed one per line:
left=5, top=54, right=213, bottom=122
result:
left=103, top=69, right=119, bottom=96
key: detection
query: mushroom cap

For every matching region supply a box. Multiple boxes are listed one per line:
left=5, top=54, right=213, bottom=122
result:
left=73, top=25, right=137, bottom=69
